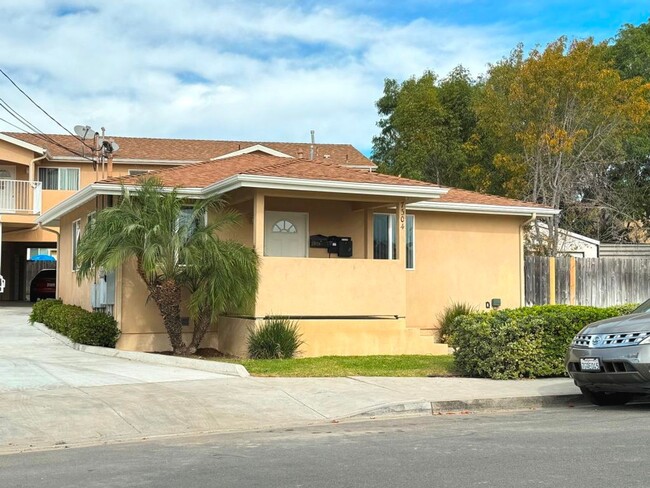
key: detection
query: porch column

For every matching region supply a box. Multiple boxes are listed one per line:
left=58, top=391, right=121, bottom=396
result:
left=396, top=201, right=406, bottom=264
left=253, top=191, right=265, bottom=254
left=364, top=209, right=373, bottom=259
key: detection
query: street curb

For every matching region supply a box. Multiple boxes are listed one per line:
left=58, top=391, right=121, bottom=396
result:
left=31, top=322, right=250, bottom=377
left=346, top=394, right=586, bottom=419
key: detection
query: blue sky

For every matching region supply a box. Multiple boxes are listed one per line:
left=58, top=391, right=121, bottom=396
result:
left=0, top=1, right=647, bottom=153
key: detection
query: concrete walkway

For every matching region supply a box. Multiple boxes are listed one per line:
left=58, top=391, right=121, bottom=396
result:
left=0, top=305, right=581, bottom=454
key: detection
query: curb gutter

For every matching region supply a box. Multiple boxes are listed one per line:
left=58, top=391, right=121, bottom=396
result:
left=31, top=322, right=250, bottom=377
left=346, top=394, right=586, bottom=419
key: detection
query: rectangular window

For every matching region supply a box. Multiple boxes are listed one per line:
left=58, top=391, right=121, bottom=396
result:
left=373, top=214, right=395, bottom=260
left=406, top=214, right=415, bottom=270
left=38, top=167, right=80, bottom=190
left=72, top=219, right=81, bottom=271
left=373, top=213, right=415, bottom=269
left=128, top=169, right=153, bottom=176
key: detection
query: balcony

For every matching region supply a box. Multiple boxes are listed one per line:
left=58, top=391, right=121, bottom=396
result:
left=0, top=180, right=42, bottom=214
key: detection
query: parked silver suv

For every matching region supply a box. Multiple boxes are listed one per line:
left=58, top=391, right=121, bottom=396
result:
left=566, top=299, right=650, bottom=406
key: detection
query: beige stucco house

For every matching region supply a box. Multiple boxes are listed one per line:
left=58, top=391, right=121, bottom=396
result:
left=0, top=132, right=372, bottom=301
left=32, top=139, right=557, bottom=357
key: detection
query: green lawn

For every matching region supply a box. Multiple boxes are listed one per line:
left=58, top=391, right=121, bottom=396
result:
left=216, top=355, right=456, bottom=377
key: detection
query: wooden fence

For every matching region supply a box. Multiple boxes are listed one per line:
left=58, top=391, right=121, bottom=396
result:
left=525, top=256, right=650, bottom=307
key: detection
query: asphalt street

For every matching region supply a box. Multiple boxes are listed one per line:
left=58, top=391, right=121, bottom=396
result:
left=3, top=405, right=650, bottom=488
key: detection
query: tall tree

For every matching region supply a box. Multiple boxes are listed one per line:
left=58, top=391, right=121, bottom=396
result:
left=475, top=38, right=650, bottom=254
left=76, top=178, right=259, bottom=355
left=371, top=67, right=478, bottom=188
left=595, top=19, right=650, bottom=242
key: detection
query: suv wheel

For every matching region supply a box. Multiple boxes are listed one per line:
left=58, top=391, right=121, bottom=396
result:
left=580, top=387, right=633, bottom=406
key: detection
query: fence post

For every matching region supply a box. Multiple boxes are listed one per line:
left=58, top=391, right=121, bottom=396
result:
left=569, top=257, right=576, bottom=305
left=549, top=256, right=556, bottom=305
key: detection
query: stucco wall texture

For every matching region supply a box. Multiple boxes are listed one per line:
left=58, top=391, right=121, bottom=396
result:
left=55, top=193, right=526, bottom=357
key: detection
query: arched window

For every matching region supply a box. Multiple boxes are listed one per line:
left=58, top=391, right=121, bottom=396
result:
left=272, top=220, right=297, bottom=233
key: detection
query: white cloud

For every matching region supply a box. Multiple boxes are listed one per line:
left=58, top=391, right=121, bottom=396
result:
left=0, top=0, right=521, bottom=150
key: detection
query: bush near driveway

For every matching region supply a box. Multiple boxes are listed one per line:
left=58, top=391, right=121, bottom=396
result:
left=450, top=304, right=639, bottom=380
left=30, top=300, right=120, bottom=348
left=29, top=298, right=63, bottom=325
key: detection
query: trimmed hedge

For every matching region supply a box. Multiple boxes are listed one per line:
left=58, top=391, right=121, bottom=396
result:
left=449, top=304, right=639, bottom=380
left=29, top=299, right=63, bottom=325
left=30, top=300, right=120, bottom=348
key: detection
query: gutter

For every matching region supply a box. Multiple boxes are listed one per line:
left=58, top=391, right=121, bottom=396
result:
left=408, top=201, right=559, bottom=217
left=39, top=176, right=449, bottom=226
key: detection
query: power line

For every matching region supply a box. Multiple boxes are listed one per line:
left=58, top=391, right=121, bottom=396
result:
left=0, top=67, right=94, bottom=151
left=0, top=105, right=95, bottom=162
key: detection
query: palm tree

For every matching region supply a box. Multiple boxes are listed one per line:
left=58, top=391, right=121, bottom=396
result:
left=76, top=177, right=259, bottom=355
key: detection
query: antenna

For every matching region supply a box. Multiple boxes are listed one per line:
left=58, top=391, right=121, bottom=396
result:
left=75, top=123, right=119, bottom=180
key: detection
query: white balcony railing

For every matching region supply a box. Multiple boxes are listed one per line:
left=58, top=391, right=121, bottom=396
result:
left=0, top=180, right=42, bottom=214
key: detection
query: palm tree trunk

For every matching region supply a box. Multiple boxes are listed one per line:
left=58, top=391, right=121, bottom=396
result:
left=149, top=279, right=188, bottom=355
left=189, top=308, right=212, bottom=354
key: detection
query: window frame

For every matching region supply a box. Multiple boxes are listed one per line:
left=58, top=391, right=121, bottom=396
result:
left=373, top=212, right=415, bottom=269
left=72, top=219, right=81, bottom=271
left=38, top=167, right=81, bottom=191
left=127, top=169, right=154, bottom=176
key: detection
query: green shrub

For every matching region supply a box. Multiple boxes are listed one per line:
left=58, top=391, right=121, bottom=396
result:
left=43, top=303, right=87, bottom=336
left=29, top=299, right=63, bottom=324
left=437, top=301, right=476, bottom=343
left=450, top=304, right=638, bottom=380
left=68, top=311, right=120, bottom=347
left=248, top=316, right=304, bottom=359
left=39, top=302, right=120, bottom=348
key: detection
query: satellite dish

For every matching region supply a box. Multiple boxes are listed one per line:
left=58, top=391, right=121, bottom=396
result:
left=102, top=140, right=119, bottom=153
left=73, top=125, right=97, bottom=140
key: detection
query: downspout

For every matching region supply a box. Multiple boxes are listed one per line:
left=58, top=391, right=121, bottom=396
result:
left=520, top=213, right=536, bottom=307
left=29, top=152, right=48, bottom=182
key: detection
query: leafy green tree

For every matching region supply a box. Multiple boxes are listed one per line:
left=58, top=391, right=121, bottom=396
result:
left=475, top=37, right=650, bottom=253
left=76, top=178, right=259, bottom=355
left=609, top=19, right=650, bottom=80
left=371, top=67, right=478, bottom=187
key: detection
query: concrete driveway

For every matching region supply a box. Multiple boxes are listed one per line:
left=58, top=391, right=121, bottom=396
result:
left=0, top=305, right=326, bottom=452
left=0, top=305, right=229, bottom=391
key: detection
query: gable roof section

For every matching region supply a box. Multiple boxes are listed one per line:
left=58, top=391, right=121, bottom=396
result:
left=38, top=154, right=445, bottom=226
left=105, top=153, right=438, bottom=195
left=212, top=144, right=293, bottom=159
left=0, top=132, right=46, bottom=155
left=4, top=132, right=373, bottom=168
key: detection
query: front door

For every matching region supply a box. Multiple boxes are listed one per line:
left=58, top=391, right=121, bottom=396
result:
left=0, top=165, right=16, bottom=213
left=264, top=211, right=308, bottom=257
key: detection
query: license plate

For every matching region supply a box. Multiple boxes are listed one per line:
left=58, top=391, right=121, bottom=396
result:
left=580, top=357, right=601, bottom=372
left=46, top=283, right=56, bottom=288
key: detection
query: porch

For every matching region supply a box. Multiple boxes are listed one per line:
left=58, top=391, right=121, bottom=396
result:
left=213, top=189, right=448, bottom=357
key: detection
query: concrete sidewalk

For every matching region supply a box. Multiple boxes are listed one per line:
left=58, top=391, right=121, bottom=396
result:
left=0, top=305, right=582, bottom=454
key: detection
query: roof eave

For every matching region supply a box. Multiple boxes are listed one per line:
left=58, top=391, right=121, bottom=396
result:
left=38, top=175, right=448, bottom=225
left=407, top=201, right=559, bottom=217
left=0, top=133, right=47, bottom=155
left=203, top=174, right=448, bottom=199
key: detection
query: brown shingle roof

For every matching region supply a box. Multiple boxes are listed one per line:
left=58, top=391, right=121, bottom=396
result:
left=103, top=153, right=436, bottom=189
left=102, top=153, right=551, bottom=210
left=3, top=132, right=373, bottom=167
left=438, top=187, right=550, bottom=209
